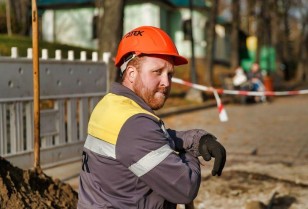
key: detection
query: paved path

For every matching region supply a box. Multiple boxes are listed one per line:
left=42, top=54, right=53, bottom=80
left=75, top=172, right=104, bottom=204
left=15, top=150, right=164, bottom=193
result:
left=163, top=95, right=308, bottom=184
left=165, top=95, right=308, bottom=164
left=44, top=95, right=308, bottom=191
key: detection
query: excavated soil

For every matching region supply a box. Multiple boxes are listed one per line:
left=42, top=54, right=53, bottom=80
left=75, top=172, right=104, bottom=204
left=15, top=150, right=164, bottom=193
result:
left=0, top=157, right=78, bottom=209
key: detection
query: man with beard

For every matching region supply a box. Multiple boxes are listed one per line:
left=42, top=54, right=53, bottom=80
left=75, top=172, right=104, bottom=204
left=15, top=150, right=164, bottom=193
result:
left=78, top=26, right=226, bottom=209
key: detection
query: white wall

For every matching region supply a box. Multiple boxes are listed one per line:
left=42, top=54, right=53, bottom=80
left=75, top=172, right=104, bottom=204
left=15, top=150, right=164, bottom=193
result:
left=124, top=3, right=160, bottom=33
left=42, top=7, right=97, bottom=49
left=175, top=9, right=207, bottom=58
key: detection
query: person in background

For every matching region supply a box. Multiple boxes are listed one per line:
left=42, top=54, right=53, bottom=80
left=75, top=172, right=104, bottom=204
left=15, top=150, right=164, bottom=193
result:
left=247, top=63, right=266, bottom=102
left=78, top=26, right=226, bottom=209
left=232, top=66, right=251, bottom=104
left=232, top=66, right=247, bottom=88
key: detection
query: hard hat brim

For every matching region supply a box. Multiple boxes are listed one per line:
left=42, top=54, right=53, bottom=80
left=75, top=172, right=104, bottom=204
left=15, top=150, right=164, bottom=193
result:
left=173, top=55, right=188, bottom=66
left=137, top=52, right=188, bottom=66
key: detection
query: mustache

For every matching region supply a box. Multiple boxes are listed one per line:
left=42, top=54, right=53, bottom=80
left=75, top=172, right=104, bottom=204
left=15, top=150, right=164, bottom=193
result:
left=157, top=87, right=169, bottom=94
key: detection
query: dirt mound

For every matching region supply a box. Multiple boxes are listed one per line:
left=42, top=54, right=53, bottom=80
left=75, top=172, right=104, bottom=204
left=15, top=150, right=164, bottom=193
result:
left=0, top=157, right=78, bottom=209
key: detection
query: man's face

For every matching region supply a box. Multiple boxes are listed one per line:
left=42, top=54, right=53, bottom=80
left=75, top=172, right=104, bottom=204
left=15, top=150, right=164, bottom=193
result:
left=133, top=55, right=174, bottom=110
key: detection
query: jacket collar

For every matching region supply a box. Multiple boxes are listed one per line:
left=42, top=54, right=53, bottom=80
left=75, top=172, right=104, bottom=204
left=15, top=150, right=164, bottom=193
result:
left=110, top=82, right=156, bottom=114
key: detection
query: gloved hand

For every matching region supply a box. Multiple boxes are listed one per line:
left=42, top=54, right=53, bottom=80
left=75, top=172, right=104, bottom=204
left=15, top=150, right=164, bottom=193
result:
left=198, top=134, right=226, bottom=176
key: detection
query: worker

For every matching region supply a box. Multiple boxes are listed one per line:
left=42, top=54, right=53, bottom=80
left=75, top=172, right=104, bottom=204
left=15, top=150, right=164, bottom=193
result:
left=78, top=26, right=226, bottom=209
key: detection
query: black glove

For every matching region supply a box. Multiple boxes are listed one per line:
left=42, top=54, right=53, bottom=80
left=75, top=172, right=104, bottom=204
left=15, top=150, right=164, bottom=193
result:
left=198, top=134, right=226, bottom=176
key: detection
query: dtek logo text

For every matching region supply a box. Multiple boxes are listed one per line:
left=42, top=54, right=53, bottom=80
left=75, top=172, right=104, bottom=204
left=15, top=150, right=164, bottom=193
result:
left=125, top=30, right=144, bottom=38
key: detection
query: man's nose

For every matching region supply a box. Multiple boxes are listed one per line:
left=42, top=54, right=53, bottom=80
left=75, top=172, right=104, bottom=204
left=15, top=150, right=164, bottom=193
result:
left=161, top=73, right=171, bottom=87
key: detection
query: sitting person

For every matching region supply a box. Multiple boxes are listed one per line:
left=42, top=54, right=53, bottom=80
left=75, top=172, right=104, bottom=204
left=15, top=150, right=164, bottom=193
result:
left=247, top=63, right=266, bottom=102
left=232, top=66, right=252, bottom=104
left=232, top=66, right=247, bottom=88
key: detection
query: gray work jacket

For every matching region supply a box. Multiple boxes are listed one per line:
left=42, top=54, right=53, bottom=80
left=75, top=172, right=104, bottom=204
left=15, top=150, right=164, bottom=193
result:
left=78, top=82, right=207, bottom=209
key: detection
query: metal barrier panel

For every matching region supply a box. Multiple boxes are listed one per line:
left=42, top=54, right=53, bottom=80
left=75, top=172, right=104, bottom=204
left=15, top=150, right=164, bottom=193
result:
left=0, top=58, right=107, bottom=101
left=0, top=57, right=108, bottom=168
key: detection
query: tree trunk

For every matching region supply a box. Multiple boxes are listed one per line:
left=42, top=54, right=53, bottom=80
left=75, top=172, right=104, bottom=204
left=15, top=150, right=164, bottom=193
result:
left=255, top=0, right=265, bottom=63
left=304, top=29, right=308, bottom=82
left=230, top=0, right=240, bottom=70
left=5, top=0, right=12, bottom=35
left=205, top=0, right=219, bottom=86
left=269, top=0, right=280, bottom=72
left=295, top=21, right=308, bottom=82
left=189, top=0, right=197, bottom=84
left=20, top=0, right=31, bottom=35
left=98, top=0, right=125, bottom=83
left=8, top=0, right=31, bottom=35
left=281, top=0, right=291, bottom=80
left=295, top=0, right=308, bottom=82
left=246, top=0, right=256, bottom=34
left=282, top=0, right=290, bottom=61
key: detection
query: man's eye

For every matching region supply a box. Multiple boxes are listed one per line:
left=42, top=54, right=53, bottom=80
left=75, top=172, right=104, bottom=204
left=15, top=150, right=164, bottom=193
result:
left=153, top=70, right=162, bottom=75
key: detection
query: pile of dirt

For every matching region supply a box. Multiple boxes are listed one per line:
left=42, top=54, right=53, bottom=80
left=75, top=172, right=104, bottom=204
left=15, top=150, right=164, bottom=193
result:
left=0, top=157, right=78, bottom=209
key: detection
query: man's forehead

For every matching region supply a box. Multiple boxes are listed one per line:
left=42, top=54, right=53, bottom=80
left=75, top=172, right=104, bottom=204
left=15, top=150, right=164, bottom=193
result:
left=139, top=56, right=174, bottom=74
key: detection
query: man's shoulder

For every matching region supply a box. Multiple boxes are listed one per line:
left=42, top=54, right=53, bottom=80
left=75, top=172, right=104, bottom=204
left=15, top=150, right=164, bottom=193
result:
left=98, top=93, right=159, bottom=120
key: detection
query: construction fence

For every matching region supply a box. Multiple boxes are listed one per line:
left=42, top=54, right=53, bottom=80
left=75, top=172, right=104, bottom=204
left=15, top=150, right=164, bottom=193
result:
left=0, top=48, right=109, bottom=169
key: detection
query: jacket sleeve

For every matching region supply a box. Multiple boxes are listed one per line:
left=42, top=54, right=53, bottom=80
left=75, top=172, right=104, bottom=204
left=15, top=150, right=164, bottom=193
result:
left=116, top=114, right=201, bottom=204
left=167, top=129, right=215, bottom=157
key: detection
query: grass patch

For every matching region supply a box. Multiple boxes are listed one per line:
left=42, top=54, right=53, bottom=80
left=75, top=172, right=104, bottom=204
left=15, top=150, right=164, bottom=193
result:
left=0, top=34, right=95, bottom=59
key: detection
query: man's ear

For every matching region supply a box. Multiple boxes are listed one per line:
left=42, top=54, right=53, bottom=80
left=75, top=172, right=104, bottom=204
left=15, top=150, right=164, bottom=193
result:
left=126, top=65, right=137, bottom=83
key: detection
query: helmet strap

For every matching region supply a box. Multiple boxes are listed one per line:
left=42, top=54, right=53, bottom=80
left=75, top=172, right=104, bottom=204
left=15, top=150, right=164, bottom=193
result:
left=120, top=53, right=137, bottom=73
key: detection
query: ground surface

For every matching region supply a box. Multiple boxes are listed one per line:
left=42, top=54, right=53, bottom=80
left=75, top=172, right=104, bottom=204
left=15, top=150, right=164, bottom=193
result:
left=165, top=95, right=308, bottom=209
left=1, top=94, right=307, bottom=209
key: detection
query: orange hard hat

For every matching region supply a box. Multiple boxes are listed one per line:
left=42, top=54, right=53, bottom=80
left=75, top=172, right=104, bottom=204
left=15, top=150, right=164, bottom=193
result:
left=115, top=26, right=188, bottom=69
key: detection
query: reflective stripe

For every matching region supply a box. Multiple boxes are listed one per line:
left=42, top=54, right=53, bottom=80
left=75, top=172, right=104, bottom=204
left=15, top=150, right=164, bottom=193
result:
left=160, top=121, right=171, bottom=139
left=84, top=135, right=116, bottom=158
left=160, top=121, right=175, bottom=150
left=128, top=144, right=173, bottom=177
left=84, top=135, right=173, bottom=177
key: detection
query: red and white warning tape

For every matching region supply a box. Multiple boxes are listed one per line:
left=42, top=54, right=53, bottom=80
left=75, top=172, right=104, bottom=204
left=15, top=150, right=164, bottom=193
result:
left=213, top=89, right=228, bottom=122
left=172, top=77, right=308, bottom=96
left=172, top=77, right=308, bottom=122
